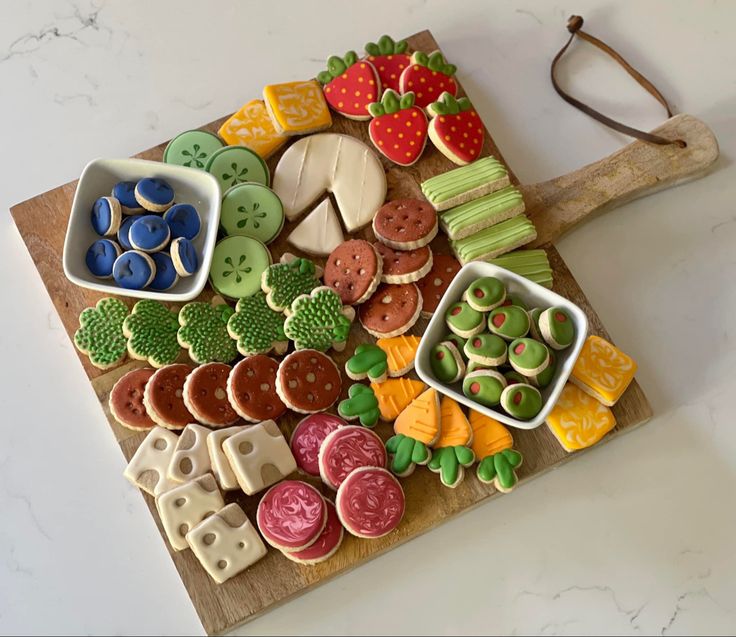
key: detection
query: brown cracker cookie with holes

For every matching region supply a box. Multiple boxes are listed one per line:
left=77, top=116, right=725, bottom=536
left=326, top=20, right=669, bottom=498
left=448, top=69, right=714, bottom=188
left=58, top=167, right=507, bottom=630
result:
left=323, top=239, right=383, bottom=305
left=182, top=362, right=240, bottom=428
left=416, top=254, right=461, bottom=317
left=373, top=242, right=433, bottom=284
left=227, top=355, right=287, bottom=423
left=372, top=199, right=438, bottom=250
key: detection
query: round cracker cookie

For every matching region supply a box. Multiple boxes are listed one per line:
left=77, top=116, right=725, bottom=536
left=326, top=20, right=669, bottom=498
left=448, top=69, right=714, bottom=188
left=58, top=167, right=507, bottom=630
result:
left=290, top=413, right=347, bottom=477
left=358, top=283, right=422, bottom=338
left=372, top=199, right=438, bottom=250
left=182, top=362, right=240, bottom=428
left=373, top=242, right=433, bottom=284
left=143, top=363, right=195, bottom=430
left=227, top=355, right=287, bottom=423
left=416, top=254, right=461, bottom=317
left=323, top=240, right=382, bottom=305
left=109, top=367, right=156, bottom=431
left=319, top=426, right=387, bottom=490
left=276, top=350, right=342, bottom=414
left=283, top=500, right=344, bottom=565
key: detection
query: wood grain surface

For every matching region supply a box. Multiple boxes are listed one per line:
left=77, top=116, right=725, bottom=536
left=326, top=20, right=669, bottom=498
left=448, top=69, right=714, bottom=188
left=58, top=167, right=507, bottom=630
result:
left=11, top=30, right=655, bottom=635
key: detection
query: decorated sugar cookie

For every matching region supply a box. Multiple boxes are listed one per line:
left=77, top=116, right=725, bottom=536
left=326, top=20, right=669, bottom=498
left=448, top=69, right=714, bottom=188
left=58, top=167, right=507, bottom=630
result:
left=207, top=426, right=247, bottom=491
left=364, top=35, right=410, bottom=92
left=359, top=283, right=422, bottom=338
left=182, top=363, right=240, bottom=427
left=163, top=204, right=201, bottom=241
left=445, top=301, right=485, bottom=338
left=217, top=99, right=288, bottom=159
left=470, top=410, right=523, bottom=493
left=123, top=426, right=179, bottom=496
left=143, top=363, right=195, bottom=430
left=257, top=480, right=327, bottom=551
left=112, top=181, right=144, bottom=215
left=286, top=198, right=345, bottom=257
left=508, top=337, right=549, bottom=376
left=123, top=299, right=181, bottom=368
left=337, top=384, right=381, bottom=428
left=318, top=50, right=380, bottom=120
left=276, top=349, right=342, bottom=414
left=227, top=355, right=286, bottom=423
left=464, top=333, right=508, bottom=367
left=209, top=235, right=271, bottom=299
left=430, top=341, right=465, bottom=383
left=368, top=90, right=428, bottom=166
left=345, top=343, right=389, bottom=384
left=375, top=334, right=421, bottom=376
left=393, top=387, right=441, bottom=445
left=85, top=239, right=121, bottom=278
left=290, top=413, right=346, bottom=477
left=539, top=307, right=575, bottom=350
left=500, top=383, right=543, bottom=420
left=371, top=377, right=426, bottom=421
left=546, top=383, right=616, bottom=452
left=261, top=254, right=322, bottom=313
left=205, top=145, right=270, bottom=193
left=284, top=499, right=344, bottom=565
left=284, top=287, right=355, bottom=352
left=219, top=182, right=284, bottom=244
left=177, top=298, right=238, bottom=364
left=427, top=92, right=484, bottom=165
left=335, top=467, right=404, bottom=539
left=374, top=243, right=433, bottom=284
left=528, top=349, right=557, bottom=388
left=167, top=423, right=213, bottom=482
left=428, top=397, right=475, bottom=488
left=488, top=305, right=530, bottom=340
left=263, top=80, right=332, bottom=136
left=571, top=335, right=637, bottom=406
left=109, top=368, right=156, bottom=432
left=227, top=291, right=288, bottom=356
left=135, top=178, right=174, bottom=213
left=324, top=240, right=383, bottom=306
left=318, top=426, right=387, bottom=489
left=385, top=432, right=431, bottom=477
left=463, top=276, right=506, bottom=312
left=170, top=237, right=199, bottom=277
left=74, top=297, right=129, bottom=369
left=163, top=129, right=224, bottom=169
left=399, top=51, right=458, bottom=110
left=444, top=333, right=468, bottom=360
left=91, top=196, right=121, bottom=236
left=463, top=369, right=507, bottom=407
left=416, top=254, right=461, bottom=317
left=373, top=198, right=438, bottom=250
left=528, top=307, right=544, bottom=341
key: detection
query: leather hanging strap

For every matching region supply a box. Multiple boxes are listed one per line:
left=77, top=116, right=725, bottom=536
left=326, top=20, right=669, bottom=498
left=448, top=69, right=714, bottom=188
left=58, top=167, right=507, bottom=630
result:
left=551, top=15, right=686, bottom=147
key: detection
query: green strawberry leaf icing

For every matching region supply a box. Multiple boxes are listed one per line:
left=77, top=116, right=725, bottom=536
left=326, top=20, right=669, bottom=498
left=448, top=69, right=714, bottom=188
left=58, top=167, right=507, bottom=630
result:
left=428, top=92, right=472, bottom=116
left=385, top=434, right=429, bottom=475
left=368, top=88, right=414, bottom=118
left=337, top=383, right=380, bottom=428
left=413, top=51, right=456, bottom=76
left=262, top=258, right=320, bottom=312
left=177, top=301, right=238, bottom=364
left=428, top=446, right=475, bottom=487
left=508, top=338, right=549, bottom=371
left=74, top=298, right=129, bottom=368
left=123, top=300, right=181, bottom=367
left=488, top=305, right=530, bottom=339
left=227, top=291, right=286, bottom=356
left=346, top=343, right=388, bottom=382
left=364, top=35, right=408, bottom=57
left=430, top=342, right=462, bottom=383
left=318, top=51, right=360, bottom=84
left=283, top=287, right=352, bottom=351
left=477, top=449, right=522, bottom=490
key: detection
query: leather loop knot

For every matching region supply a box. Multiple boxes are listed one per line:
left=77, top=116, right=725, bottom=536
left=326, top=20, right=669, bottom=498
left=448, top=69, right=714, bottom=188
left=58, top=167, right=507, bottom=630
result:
left=567, top=15, right=584, bottom=33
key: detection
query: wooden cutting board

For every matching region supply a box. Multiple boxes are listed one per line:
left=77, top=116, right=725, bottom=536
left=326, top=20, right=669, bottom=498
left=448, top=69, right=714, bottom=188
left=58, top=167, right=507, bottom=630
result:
left=9, top=29, right=718, bottom=636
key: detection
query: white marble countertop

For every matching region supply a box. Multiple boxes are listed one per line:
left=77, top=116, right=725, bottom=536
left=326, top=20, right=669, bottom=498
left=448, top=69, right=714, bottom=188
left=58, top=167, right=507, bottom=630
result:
left=2, top=1, right=735, bottom=634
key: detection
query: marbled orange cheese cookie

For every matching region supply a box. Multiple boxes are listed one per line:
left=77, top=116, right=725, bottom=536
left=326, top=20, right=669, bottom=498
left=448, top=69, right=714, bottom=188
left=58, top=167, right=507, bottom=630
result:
left=571, top=335, right=637, bottom=406
left=545, top=383, right=616, bottom=452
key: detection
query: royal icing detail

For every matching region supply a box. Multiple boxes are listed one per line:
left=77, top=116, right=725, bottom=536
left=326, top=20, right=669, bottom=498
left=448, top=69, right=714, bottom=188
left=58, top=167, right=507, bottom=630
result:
left=500, top=383, right=543, bottom=420
left=177, top=300, right=238, bottom=364
left=85, top=239, right=121, bottom=278
left=546, top=383, right=616, bottom=452
left=262, top=255, right=321, bottom=313
left=430, top=341, right=465, bottom=383
left=226, top=355, right=286, bottom=422
left=385, top=433, right=431, bottom=477
left=368, top=90, right=428, bottom=166
left=371, top=378, right=426, bottom=421
left=286, top=198, right=345, bottom=256
left=319, top=426, right=387, bottom=489
left=285, top=500, right=344, bottom=565
left=335, top=467, right=405, bottom=538
left=168, top=424, right=212, bottom=483
left=364, top=35, right=410, bottom=93
left=345, top=343, right=388, bottom=383
left=123, top=426, right=179, bottom=496
left=571, top=335, right=637, bottom=406
left=462, top=370, right=507, bottom=407
left=206, top=425, right=247, bottom=491
left=539, top=306, right=575, bottom=350
left=219, top=182, right=284, bottom=245
left=163, top=129, right=224, bottom=169
left=318, top=51, right=380, bottom=120
left=421, top=156, right=510, bottom=211
left=428, top=397, right=475, bottom=487
left=209, top=235, right=271, bottom=300
left=217, top=99, right=288, bottom=159
left=205, top=146, right=270, bottom=193
left=227, top=292, right=288, bottom=356
left=393, top=387, right=441, bottom=445
left=338, top=383, right=381, bottom=428
left=283, top=286, right=355, bottom=352
left=436, top=396, right=473, bottom=448
left=375, top=335, right=421, bottom=376
left=74, top=297, right=129, bottom=369
left=427, top=92, right=484, bottom=165
left=114, top=250, right=155, bottom=290
left=290, top=413, right=345, bottom=477
left=257, top=480, right=326, bottom=550
left=470, top=410, right=522, bottom=492
left=463, top=276, right=506, bottom=312
left=109, top=368, right=156, bottom=432
left=123, top=300, right=181, bottom=368
left=263, top=80, right=332, bottom=135
left=399, top=51, right=458, bottom=109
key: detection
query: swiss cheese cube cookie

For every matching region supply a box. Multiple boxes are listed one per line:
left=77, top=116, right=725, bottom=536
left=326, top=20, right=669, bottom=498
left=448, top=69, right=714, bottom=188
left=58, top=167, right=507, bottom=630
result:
left=168, top=424, right=212, bottom=483
left=123, top=426, right=179, bottom=496
left=545, top=383, right=616, bottom=452
left=186, top=503, right=267, bottom=584
left=571, top=335, right=637, bottom=406
left=206, top=426, right=247, bottom=491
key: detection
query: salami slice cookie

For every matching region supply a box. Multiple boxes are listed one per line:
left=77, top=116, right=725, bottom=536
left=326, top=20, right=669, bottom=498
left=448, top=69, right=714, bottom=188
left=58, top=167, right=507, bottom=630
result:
left=227, top=355, right=286, bottom=423
left=318, top=426, right=387, bottom=490
left=182, top=362, right=240, bottom=427
left=416, top=254, right=461, bottom=317
left=109, top=367, right=156, bottom=431
left=359, top=283, right=422, bottom=338
left=324, top=240, right=382, bottom=305
left=143, top=363, right=196, bottom=430
left=283, top=500, right=344, bottom=565
left=276, top=350, right=342, bottom=414
left=290, top=413, right=346, bottom=477
left=373, top=243, right=433, bottom=284
left=336, top=467, right=405, bottom=539
left=372, top=199, right=438, bottom=250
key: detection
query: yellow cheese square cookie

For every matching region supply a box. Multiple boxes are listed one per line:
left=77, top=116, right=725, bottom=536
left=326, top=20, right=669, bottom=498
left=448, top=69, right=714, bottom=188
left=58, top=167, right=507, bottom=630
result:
left=218, top=100, right=288, bottom=159
left=571, top=335, right=637, bottom=406
left=546, top=383, right=616, bottom=452
left=263, top=80, right=332, bottom=135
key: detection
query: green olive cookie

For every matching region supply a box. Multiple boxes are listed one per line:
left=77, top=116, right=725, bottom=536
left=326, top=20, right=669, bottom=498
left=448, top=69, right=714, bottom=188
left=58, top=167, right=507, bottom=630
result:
left=462, top=276, right=506, bottom=312
left=430, top=341, right=466, bottom=383
left=539, top=306, right=575, bottom=350
left=445, top=301, right=486, bottom=338
left=500, top=384, right=543, bottom=420
left=508, top=338, right=550, bottom=376
left=488, top=305, right=530, bottom=341
left=462, top=370, right=507, bottom=407
left=463, top=333, right=508, bottom=366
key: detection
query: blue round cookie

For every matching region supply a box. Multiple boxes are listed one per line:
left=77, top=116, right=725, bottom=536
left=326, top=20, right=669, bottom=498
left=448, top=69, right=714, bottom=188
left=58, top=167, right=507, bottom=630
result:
left=85, top=239, right=121, bottom=278
left=111, top=181, right=144, bottom=214
left=134, top=177, right=175, bottom=212
left=129, top=215, right=171, bottom=252
left=113, top=250, right=156, bottom=290
left=90, top=196, right=121, bottom=236
left=117, top=214, right=141, bottom=251
left=163, top=203, right=201, bottom=240
left=170, top=237, right=199, bottom=277
left=149, top=252, right=179, bottom=291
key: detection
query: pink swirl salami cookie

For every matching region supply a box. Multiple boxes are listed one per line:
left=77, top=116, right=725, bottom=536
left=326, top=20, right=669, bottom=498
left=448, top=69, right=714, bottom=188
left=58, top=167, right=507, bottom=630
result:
left=182, top=362, right=240, bottom=428
left=283, top=500, right=344, bottom=565
left=373, top=242, right=433, bottom=284
left=256, top=480, right=327, bottom=552
left=416, top=254, right=461, bottom=317
left=359, top=283, right=422, bottom=338
left=143, top=363, right=195, bottom=430
left=276, top=350, right=342, bottom=414
left=318, top=426, right=387, bottom=490
left=324, top=240, right=382, bottom=306
left=290, top=413, right=347, bottom=476
left=336, top=466, right=405, bottom=539
left=109, top=367, right=156, bottom=431
left=227, top=355, right=286, bottom=423
left=372, top=199, right=438, bottom=250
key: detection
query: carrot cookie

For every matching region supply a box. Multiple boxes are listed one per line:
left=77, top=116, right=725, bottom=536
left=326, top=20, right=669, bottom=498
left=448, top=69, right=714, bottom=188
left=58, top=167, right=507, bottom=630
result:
left=546, top=383, right=616, bottom=452
left=337, top=384, right=381, bottom=428
left=428, top=397, right=475, bottom=488
left=371, top=377, right=426, bottom=421
left=375, top=334, right=421, bottom=376
left=571, top=335, right=637, bottom=406
left=470, top=410, right=522, bottom=493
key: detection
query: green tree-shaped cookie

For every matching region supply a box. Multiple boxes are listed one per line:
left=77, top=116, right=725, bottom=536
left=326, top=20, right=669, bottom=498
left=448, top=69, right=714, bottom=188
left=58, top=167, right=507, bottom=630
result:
left=262, top=256, right=321, bottom=313
left=227, top=291, right=288, bottom=356
left=477, top=449, right=523, bottom=493
left=283, top=286, right=355, bottom=352
left=74, top=297, right=129, bottom=369
left=385, top=434, right=431, bottom=477
left=122, top=300, right=181, bottom=368
left=345, top=343, right=388, bottom=383
left=337, top=384, right=381, bottom=428
left=428, top=446, right=476, bottom=488
left=177, top=300, right=238, bottom=364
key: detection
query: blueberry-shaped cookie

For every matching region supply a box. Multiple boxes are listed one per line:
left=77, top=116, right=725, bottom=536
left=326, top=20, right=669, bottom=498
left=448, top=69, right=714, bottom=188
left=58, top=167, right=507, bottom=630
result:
left=445, top=301, right=485, bottom=338
left=123, top=299, right=181, bottom=368
left=117, top=214, right=141, bottom=251
left=129, top=215, right=171, bottom=252
left=463, top=276, right=506, bottom=312
left=85, top=239, right=121, bottom=278
left=462, top=370, right=507, bottom=407
left=538, top=307, right=575, bottom=350
left=91, top=196, right=121, bottom=236
left=112, top=181, right=144, bottom=215
left=74, top=297, right=129, bottom=369
left=463, top=333, right=507, bottom=366
left=488, top=305, right=529, bottom=341
left=163, top=203, right=201, bottom=240
left=527, top=350, right=557, bottom=388
left=113, top=250, right=156, bottom=290
left=508, top=338, right=550, bottom=376
left=171, top=237, right=199, bottom=277
left=429, top=341, right=465, bottom=383
left=134, top=177, right=175, bottom=212
left=148, top=252, right=179, bottom=291
left=500, top=384, right=543, bottom=420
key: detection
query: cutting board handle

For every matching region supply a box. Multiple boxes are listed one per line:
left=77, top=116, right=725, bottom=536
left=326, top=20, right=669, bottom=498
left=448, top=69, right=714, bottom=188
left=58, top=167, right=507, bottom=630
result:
left=522, top=113, right=719, bottom=246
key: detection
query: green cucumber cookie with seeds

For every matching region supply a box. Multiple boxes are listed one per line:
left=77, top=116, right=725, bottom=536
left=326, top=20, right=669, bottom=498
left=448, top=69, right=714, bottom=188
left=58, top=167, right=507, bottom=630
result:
left=227, top=291, right=288, bottom=356
left=430, top=341, right=465, bottom=383
left=177, top=299, right=238, bottom=364
left=463, top=276, right=506, bottom=312
left=488, top=305, right=530, bottom=341
left=261, top=254, right=322, bottom=313
left=74, top=298, right=129, bottom=369
left=123, top=300, right=181, bottom=368
left=445, top=301, right=485, bottom=338
left=284, top=286, right=355, bottom=352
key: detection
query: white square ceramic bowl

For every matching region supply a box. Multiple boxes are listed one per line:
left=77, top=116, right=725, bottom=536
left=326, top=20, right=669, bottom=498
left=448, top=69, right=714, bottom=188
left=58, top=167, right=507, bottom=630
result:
left=415, top=261, right=588, bottom=430
left=63, top=158, right=222, bottom=302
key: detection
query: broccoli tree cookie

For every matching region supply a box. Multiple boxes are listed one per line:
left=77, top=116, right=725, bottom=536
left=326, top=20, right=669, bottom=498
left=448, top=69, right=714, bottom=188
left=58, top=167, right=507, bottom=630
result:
left=74, top=297, right=129, bottom=369
left=261, top=254, right=322, bottom=313
left=488, top=305, right=530, bottom=341
left=463, top=276, right=506, bottom=312
left=227, top=291, right=288, bottom=356
left=345, top=343, right=388, bottom=384
left=122, top=300, right=181, bottom=368
left=464, top=333, right=507, bottom=367
left=445, top=301, right=485, bottom=338
left=337, top=384, right=381, bottom=428
left=539, top=306, right=575, bottom=350
left=177, top=299, right=238, bottom=364
left=429, top=341, right=465, bottom=383
left=462, top=370, right=507, bottom=407
left=500, top=384, right=543, bottom=420
left=284, top=287, right=355, bottom=352
left=508, top=338, right=550, bottom=376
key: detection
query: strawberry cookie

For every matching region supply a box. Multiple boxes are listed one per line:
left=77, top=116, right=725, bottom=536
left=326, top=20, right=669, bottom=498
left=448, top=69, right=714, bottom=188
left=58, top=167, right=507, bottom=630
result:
left=373, top=243, right=433, bottom=284
left=336, top=467, right=405, bottom=539
left=318, top=426, right=387, bottom=490
left=318, top=51, right=380, bottom=121
left=109, top=367, right=156, bottom=432
left=227, top=355, right=286, bottom=423
left=373, top=199, right=438, bottom=250
left=182, top=362, right=240, bottom=428
left=364, top=35, right=410, bottom=92
left=427, top=92, right=485, bottom=165
left=416, top=254, right=461, bottom=317
left=359, top=283, right=422, bottom=338
left=276, top=350, right=342, bottom=414
left=368, top=90, right=428, bottom=166
left=143, top=363, right=196, bottom=430
left=290, top=413, right=346, bottom=477
left=324, top=240, right=383, bottom=305
left=399, top=51, right=458, bottom=110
